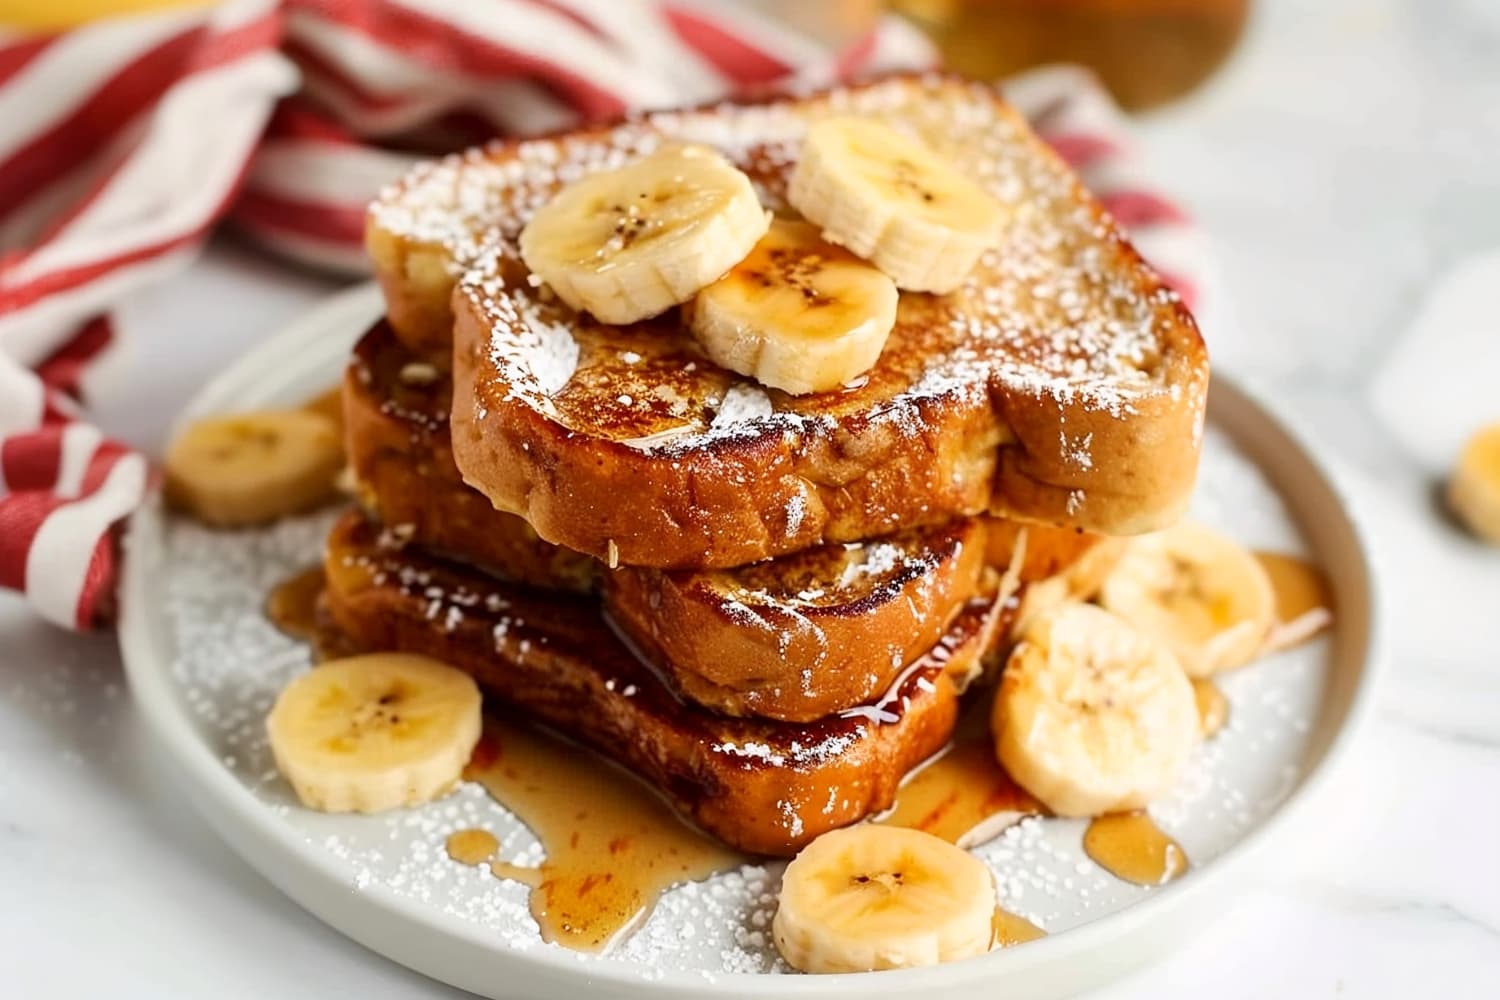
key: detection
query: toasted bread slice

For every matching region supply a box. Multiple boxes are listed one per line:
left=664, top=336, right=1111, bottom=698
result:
left=321, top=510, right=972, bottom=856
left=348, top=319, right=996, bottom=720
left=367, top=74, right=1207, bottom=567
left=604, top=519, right=988, bottom=722
left=345, top=320, right=596, bottom=591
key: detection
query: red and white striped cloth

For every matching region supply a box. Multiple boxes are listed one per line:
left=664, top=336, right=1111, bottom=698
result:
left=0, top=0, right=1202, bottom=630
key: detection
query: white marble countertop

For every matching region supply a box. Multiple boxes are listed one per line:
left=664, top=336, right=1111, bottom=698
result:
left=3, top=0, right=1498, bottom=995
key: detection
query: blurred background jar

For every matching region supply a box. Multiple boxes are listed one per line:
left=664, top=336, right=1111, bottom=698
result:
left=735, top=0, right=1251, bottom=111
left=890, top=0, right=1251, bottom=109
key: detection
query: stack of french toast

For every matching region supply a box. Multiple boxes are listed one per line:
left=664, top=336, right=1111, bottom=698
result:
left=317, top=73, right=1209, bottom=858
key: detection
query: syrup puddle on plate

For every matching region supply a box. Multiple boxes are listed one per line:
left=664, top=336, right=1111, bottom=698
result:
left=1255, top=552, right=1333, bottom=621
left=1255, top=552, right=1334, bottom=651
left=265, top=565, right=325, bottom=641
left=446, top=828, right=500, bottom=866
left=992, top=907, right=1047, bottom=947
left=1192, top=678, right=1229, bottom=737
left=1083, top=812, right=1189, bottom=886
left=450, top=718, right=741, bottom=953
left=265, top=549, right=1332, bottom=954
left=880, top=702, right=1042, bottom=847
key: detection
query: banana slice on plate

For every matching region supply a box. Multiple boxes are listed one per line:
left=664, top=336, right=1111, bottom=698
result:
left=519, top=143, right=769, bottom=325
left=773, top=825, right=996, bottom=973
left=267, top=654, right=482, bottom=814
left=164, top=410, right=344, bottom=528
left=1099, top=521, right=1276, bottom=676
left=993, top=603, right=1198, bottom=818
left=1449, top=423, right=1500, bottom=544
left=788, top=117, right=1005, bottom=294
left=685, top=218, right=898, bottom=394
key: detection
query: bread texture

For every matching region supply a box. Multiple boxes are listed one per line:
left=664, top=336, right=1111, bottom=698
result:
left=344, top=319, right=596, bottom=591
left=604, top=519, right=990, bottom=722
left=350, top=320, right=1011, bottom=717
left=366, top=74, right=1208, bottom=569
left=321, top=510, right=974, bottom=856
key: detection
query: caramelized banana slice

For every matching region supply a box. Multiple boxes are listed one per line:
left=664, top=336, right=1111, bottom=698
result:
left=685, top=218, right=897, bottom=395
left=519, top=143, right=769, bottom=324
left=788, top=117, right=1005, bottom=294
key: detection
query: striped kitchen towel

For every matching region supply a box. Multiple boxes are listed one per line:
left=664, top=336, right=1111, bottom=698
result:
left=0, top=0, right=1201, bottom=629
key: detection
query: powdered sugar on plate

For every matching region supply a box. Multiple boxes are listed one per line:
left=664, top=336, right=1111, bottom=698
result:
left=152, top=424, right=1331, bottom=977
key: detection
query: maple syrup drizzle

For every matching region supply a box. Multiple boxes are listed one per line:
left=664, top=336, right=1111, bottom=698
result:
left=1254, top=551, right=1334, bottom=650
left=881, top=736, right=1042, bottom=846
left=265, top=566, right=326, bottom=641
left=264, top=545, right=1325, bottom=953
left=446, top=828, right=499, bottom=866
left=1083, top=812, right=1189, bottom=886
left=882, top=697, right=1042, bottom=845
left=1192, top=678, right=1229, bottom=738
left=991, top=907, right=1047, bottom=947
left=456, top=718, right=740, bottom=953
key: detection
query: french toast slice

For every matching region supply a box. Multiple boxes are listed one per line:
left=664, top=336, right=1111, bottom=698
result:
left=603, top=519, right=988, bottom=722
left=321, top=510, right=974, bottom=856
left=345, top=319, right=596, bottom=592
left=347, top=320, right=993, bottom=721
left=367, top=74, right=1208, bottom=568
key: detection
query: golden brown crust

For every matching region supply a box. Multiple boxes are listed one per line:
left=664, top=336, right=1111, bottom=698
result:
left=344, top=323, right=597, bottom=592
left=450, top=301, right=1009, bottom=568
left=366, top=216, right=465, bottom=363
left=366, top=74, right=1207, bottom=565
left=604, top=519, right=989, bottom=723
left=321, top=511, right=963, bottom=856
left=349, top=320, right=1013, bottom=721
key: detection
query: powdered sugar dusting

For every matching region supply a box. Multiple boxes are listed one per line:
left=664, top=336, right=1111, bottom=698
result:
left=148, top=418, right=1332, bottom=980
left=710, top=383, right=774, bottom=429
left=506, top=311, right=580, bottom=398
left=382, top=75, right=1203, bottom=471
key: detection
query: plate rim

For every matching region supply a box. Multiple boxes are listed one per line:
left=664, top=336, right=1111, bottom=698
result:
left=119, top=282, right=1384, bottom=999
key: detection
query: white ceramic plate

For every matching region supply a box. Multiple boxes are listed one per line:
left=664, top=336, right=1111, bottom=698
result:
left=120, top=284, right=1379, bottom=999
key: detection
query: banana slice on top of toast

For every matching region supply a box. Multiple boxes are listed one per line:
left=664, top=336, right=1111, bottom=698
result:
left=685, top=218, right=899, bottom=395
left=789, top=116, right=1006, bottom=294
left=519, top=143, right=769, bottom=325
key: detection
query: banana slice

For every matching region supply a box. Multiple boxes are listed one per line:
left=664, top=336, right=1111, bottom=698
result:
left=1449, top=423, right=1500, bottom=544
left=993, top=603, right=1197, bottom=817
left=266, top=653, right=482, bottom=813
left=684, top=218, right=898, bottom=395
left=788, top=117, right=1005, bottom=294
left=1099, top=522, right=1276, bottom=677
left=164, top=410, right=344, bottom=528
left=518, top=143, right=770, bottom=325
left=773, top=825, right=995, bottom=973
